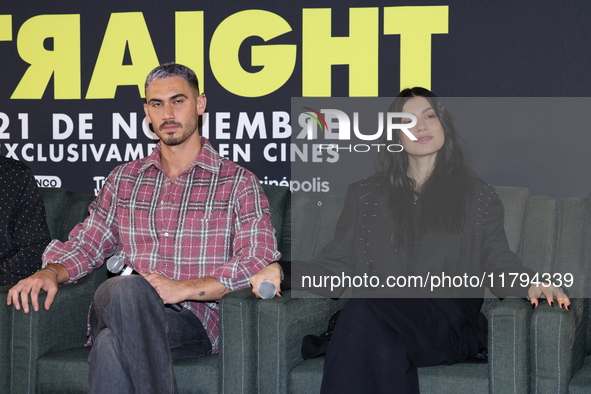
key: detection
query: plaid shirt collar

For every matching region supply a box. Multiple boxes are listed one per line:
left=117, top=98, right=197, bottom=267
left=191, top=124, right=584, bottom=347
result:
left=139, top=137, right=221, bottom=175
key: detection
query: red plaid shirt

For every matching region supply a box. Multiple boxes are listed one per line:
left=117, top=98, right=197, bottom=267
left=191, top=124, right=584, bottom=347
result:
left=43, top=138, right=280, bottom=351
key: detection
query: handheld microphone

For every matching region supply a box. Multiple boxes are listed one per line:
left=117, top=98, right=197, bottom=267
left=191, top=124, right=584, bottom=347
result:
left=106, top=255, right=182, bottom=312
left=257, top=280, right=277, bottom=299
left=106, top=255, right=138, bottom=276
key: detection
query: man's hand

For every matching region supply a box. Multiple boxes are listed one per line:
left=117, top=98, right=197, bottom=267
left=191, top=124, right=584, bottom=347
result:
left=528, top=282, right=571, bottom=310
left=142, top=273, right=187, bottom=305
left=142, top=273, right=231, bottom=302
left=250, top=262, right=283, bottom=298
left=6, top=266, right=63, bottom=313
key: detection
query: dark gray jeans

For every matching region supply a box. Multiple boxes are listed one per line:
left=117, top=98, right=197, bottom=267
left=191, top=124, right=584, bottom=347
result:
left=89, top=275, right=211, bottom=394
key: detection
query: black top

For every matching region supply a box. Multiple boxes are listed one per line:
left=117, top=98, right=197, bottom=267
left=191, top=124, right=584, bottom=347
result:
left=0, top=157, right=51, bottom=285
left=283, top=175, right=537, bottom=346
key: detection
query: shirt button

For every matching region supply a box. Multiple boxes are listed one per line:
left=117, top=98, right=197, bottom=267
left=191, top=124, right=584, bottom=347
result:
left=164, top=232, right=169, bottom=237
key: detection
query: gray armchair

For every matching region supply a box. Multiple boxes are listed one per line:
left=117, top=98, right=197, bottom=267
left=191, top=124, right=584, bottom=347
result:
left=3, top=184, right=290, bottom=394
left=0, top=188, right=95, bottom=394
left=530, top=197, right=590, bottom=393
left=256, top=186, right=558, bottom=393
left=0, top=284, right=13, bottom=394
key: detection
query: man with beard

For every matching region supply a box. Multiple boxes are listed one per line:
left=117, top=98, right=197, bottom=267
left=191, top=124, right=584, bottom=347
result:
left=7, top=63, right=280, bottom=393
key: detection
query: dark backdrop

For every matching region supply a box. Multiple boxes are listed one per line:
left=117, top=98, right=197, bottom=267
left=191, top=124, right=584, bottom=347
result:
left=1, top=1, right=590, bottom=198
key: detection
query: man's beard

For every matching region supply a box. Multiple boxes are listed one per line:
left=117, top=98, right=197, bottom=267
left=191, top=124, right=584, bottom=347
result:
left=157, top=120, right=197, bottom=146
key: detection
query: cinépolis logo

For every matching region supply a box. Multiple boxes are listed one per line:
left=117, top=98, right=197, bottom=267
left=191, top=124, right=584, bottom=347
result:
left=298, top=107, right=416, bottom=154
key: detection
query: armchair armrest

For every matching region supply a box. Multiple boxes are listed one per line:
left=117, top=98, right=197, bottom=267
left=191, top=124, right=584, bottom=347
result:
left=8, top=268, right=106, bottom=394
left=0, top=285, right=13, bottom=394
left=488, top=296, right=533, bottom=393
left=530, top=297, right=585, bottom=394
left=219, top=287, right=262, bottom=394
left=256, top=290, right=347, bottom=394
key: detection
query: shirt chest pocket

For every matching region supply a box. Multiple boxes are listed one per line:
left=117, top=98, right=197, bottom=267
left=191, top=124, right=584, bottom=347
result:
left=182, top=208, right=233, bottom=235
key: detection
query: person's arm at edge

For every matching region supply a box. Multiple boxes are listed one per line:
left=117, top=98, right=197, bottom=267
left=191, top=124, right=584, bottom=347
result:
left=0, top=162, right=51, bottom=284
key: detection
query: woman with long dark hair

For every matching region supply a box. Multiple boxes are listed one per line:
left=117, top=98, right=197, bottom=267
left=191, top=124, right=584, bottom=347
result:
left=251, top=87, right=569, bottom=393
left=379, top=87, right=474, bottom=248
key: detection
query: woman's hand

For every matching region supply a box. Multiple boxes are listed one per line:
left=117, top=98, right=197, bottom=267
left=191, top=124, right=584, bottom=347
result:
left=528, top=282, right=570, bottom=310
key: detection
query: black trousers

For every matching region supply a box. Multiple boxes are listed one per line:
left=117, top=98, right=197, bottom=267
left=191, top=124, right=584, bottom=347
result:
left=320, top=297, right=481, bottom=394
left=89, top=275, right=211, bottom=394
